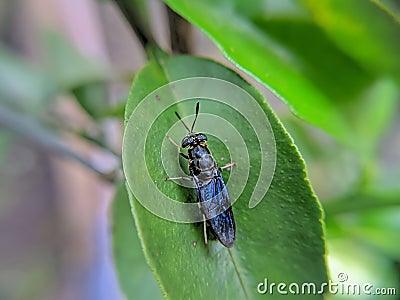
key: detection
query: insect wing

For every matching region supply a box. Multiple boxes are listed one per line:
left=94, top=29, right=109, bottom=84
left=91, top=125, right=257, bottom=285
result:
left=195, top=175, right=236, bottom=248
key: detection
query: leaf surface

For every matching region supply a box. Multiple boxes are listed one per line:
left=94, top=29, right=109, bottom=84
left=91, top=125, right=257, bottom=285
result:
left=122, top=55, right=328, bottom=299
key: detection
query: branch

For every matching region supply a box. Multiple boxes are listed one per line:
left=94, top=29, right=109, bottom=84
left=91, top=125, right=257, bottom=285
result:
left=0, top=106, right=120, bottom=183
left=113, top=0, right=154, bottom=50
left=166, top=5, right=191, bottom=54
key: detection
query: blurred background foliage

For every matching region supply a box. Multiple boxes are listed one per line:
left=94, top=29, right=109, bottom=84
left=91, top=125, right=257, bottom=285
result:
left=0, top=0, right=399, bottom=299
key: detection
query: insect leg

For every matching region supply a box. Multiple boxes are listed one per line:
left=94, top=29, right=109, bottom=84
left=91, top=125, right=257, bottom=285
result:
left=179, top=152, right=189, bottom=159
left=166, top=135, right=189, bottom=159
left=164, top=176, right=192, bottom=181
left=220, top=162, right=236, bottom=171
left=203, top=217, right=208, bottom=248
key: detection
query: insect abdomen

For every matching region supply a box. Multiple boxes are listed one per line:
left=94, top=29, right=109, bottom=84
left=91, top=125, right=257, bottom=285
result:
left=189, top=144, right=236, bottom=248
left=195, top=174, right=236, bottom=248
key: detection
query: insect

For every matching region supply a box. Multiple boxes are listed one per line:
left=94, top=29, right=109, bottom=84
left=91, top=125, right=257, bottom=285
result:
left=165, top=102, right=236, bottom=248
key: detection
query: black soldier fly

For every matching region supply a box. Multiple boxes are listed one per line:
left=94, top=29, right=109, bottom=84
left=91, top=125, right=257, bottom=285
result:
left=165, top=102, right=236, bottom=248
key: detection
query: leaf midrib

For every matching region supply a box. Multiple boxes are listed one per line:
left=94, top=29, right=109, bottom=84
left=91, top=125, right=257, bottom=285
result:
left=228, top=248, right=249, bottom=300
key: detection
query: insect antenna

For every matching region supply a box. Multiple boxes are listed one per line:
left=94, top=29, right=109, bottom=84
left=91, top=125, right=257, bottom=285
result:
left=190, top=102, right=200, bottom=133
left=175, top=111, right=190, bottom=132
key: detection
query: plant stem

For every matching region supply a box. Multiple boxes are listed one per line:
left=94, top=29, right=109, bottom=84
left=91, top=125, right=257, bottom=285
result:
left=166, top=5, right=190, bottom=54
left=0, top=106, right=120, bottom=183
left=113, top=0, right=154, bottom=49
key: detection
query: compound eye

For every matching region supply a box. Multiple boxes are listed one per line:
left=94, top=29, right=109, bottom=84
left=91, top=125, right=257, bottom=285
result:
left=198, top=134, right=207, bottom=142
left=181, top=137, right=189, bottom=148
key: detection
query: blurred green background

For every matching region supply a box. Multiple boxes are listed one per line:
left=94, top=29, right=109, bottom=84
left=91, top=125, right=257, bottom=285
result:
left=0, top=0, right=399, bottom=299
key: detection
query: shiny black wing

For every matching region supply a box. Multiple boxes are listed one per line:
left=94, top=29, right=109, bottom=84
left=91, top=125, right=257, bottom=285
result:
left=194, top=173, right=236, bottom=248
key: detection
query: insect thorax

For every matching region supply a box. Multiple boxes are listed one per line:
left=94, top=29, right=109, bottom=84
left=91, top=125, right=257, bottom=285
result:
left=189, top=145, right=218, bottom=179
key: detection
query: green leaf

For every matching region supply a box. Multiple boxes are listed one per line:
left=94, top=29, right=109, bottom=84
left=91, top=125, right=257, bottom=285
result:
left=0, top=32, right=111, bottom=120
left=326, top=236, right=399, bottom=300
left=43, top=31, right=108, bottom=90
left=302, top=0, right=400, bottom=79
left=351, top=78, right=399, bottom=160
left=343, top=208, right=400, bottom=260
left=122, top=55, right=327, bottom=299
left=112, top=182, right=163, bottom=300
left=325, top=208, right=400, bottom=298
left=162, top=0, right=376, bottom=145
left=323, top=189, right=400, bottom=217
left=0, top=45, right=56, bottom=115
left=372, top=0, right=400, bottom=21
left=72, top=82, right=109, bottom=119
left=163, top=0, right=400, bottom=146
